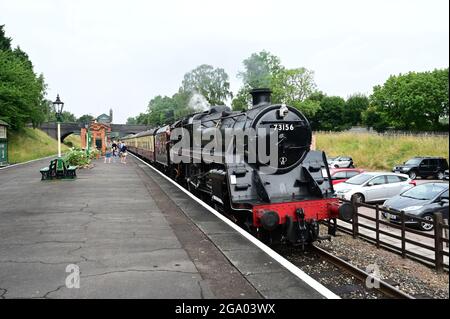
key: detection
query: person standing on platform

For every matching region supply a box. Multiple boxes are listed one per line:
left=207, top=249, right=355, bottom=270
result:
left=104, top=145, right=112, bottom=164
left=111, top=140, right=118, bottom=163
left=120, top=142, right=128, bottom=164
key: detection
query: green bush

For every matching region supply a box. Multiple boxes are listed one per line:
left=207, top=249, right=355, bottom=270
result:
left=89, top=149, right=100, bottom=159
left=64, top=148, right=90, bottom=167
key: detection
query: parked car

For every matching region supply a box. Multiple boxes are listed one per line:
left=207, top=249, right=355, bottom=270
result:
left=334, top=172, right=415, bottom=203
left=392, top=157, right=449, bottom=180
left=327, top=168, right=365, bottom=185
left=326, top=156, right=337, bottom=164
left=382, top=183, right=449, bottom=231
left=444, top=169, right=449, bottom=181
left=328, top=156, right=355, bottom=168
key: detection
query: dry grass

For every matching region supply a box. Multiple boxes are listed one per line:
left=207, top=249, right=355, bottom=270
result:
left=316, top=132, right=449, bottom=170
left=7, top=128, right=70, bottom=164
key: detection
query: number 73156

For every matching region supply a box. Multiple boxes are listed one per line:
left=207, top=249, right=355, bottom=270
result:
left=273, top=123, right=294, bottom=131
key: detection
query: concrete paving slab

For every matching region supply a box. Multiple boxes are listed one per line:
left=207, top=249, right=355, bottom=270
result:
left=0, top=157, right=215, bottom=298
left=0, top=154, right=329, bottom=299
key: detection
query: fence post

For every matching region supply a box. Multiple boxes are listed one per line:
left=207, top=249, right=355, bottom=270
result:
left=444, top=219, right=449, bottom=249
left=434, top=213, right=444, bottom=273
left=400, top=211, right=406, bottom=258
left=352, top=201, right=359, bottom=239
left=375, top=205, right=380, bottom=249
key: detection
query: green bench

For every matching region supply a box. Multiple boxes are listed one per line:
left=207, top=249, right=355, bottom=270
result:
left=40, top=158, right=77, bottom=180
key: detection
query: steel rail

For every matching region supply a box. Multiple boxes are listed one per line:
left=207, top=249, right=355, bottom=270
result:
left=311, top=245, right=415, bottom=299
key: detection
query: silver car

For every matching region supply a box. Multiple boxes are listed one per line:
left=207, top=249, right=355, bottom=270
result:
left=329, top=156, right=354, bottom=168
left=334, top=172, right=415, bottom=203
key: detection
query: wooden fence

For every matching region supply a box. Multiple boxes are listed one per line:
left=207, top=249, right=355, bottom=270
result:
left=326, top=199, right=449, bottom=273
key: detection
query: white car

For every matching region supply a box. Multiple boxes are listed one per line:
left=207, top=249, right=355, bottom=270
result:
left=329, top=156, right=354, bottom=168
left=334, top=172, right=415, bottom=203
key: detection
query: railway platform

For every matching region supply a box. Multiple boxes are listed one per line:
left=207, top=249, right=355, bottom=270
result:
left=0, top=155, right=335, bottom=299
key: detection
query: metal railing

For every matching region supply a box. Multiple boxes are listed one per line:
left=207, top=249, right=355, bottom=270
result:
left=325, top=199, right=449, bottom=273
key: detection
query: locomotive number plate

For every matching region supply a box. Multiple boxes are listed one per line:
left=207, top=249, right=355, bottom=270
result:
left=272, top=123, right=294, bottom=131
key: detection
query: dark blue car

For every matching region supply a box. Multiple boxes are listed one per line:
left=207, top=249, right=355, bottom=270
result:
left=382, top=183, right=449, bottom=231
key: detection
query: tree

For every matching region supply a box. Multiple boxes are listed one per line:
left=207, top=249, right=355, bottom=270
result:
left=126, top=116, right=137, bottom=125
left=61, top=111, right=76, bottom=122
left=0, top=50, right=47, bottom=130
left=345, top=94, right=369, bottom=126
left=231, top=88, right=250, bottom=111
left=361, top=105, right=389, bottom=132
left=0, top=25, right=12, bottom=51
left=181, top=64, right=233, bottom=105
left=234, top=51, right=317, bottom=108
left=0, top=26, right=48, bottom=130
left=77, top=114, right=95, bottom=124
left=238, top=50, right=284, bottom=89
left=293, top=99, right=321, bottom=120
left=274, top=67, right=317, bottom=104
left=147, top=95, right=177, bottom=126
left=370, top=69, right=449, bottom=131
left=315, top=96, right=349, bottom=131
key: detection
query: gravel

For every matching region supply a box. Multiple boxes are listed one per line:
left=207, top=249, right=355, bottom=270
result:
left=314, top=228, right=449, bottom=299
left=276, top=245, right=384, bottom=299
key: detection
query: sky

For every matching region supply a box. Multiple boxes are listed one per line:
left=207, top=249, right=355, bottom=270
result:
left=0, top=0, right=448, bottom=124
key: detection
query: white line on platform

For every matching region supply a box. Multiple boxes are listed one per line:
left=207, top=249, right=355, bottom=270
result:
left=0, top=154, right=57, bottom=170
left=131, top=153, right=340, bottom=299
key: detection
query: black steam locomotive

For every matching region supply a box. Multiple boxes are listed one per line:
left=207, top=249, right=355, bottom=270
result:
left=124, top=89, right=352, bottom=246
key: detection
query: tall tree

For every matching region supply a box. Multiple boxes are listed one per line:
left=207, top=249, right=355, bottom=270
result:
left=0, top=25, right=12, bottom=51
left=273, top=67, right=317, bottom=103
left=126, top=116, right=137, bottom=125
left=345, top=94, right=369, bottom=126
left=181, top=64, right=232, bottom=105
left=370, top=69, right=449, bottom=131
left=0, top=26, right=48, bottom=130
left=0, top=50, right=47, bottom=130
left=315, top=96, right=349, bottom=131
left=237, top=50, right=284, bottom=89
left=234, top=51, right=317, bottom=108
left=233, top=51, right=284, bottom=110
left=77, top=114, right=95, bottom=124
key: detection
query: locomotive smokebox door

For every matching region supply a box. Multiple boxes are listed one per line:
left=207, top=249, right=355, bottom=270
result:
left=0, top=120, right=9, bottom=167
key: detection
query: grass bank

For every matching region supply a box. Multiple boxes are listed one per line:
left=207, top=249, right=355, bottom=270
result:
left=64, top=134, right=81, bottom=149
left=316, top=132, right=449, bottom=171
left=7, top=128, right=70, bottom=164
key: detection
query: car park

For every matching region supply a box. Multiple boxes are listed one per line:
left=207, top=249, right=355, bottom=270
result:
left=382, top=183, right=449, bottom=231
left=334, top=172, right=415, bottom=203
left=326, top=156, right=337, bottom=164
left=327, top=168, right=365, bottom=185
left=328, top=156, right=355, bottom=168
left=392, top=157, right=449, bottom=180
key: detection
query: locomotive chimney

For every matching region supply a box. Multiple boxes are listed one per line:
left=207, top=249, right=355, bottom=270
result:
left=250, top=88, right=272, bottom=107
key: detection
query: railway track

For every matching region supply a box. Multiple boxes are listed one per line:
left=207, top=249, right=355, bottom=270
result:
left=275, top=244, right=415, bottom=299
left=311, top=245, right=414, bottom=299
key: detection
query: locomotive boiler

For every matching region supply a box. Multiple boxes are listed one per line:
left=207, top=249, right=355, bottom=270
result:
left=125, top=89, right=353, bottom=246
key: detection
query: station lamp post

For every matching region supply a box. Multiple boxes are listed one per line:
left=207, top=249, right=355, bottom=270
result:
left=53, top=94, right=64, bottom=158
left=84, top=123, right=92, bottom=156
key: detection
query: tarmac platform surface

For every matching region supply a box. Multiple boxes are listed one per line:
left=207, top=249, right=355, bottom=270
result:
left=0, top=155, right=327, bottom=299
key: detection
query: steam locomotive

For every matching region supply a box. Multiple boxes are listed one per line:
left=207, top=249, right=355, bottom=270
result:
left=123, top=89, right=353, bottom=246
